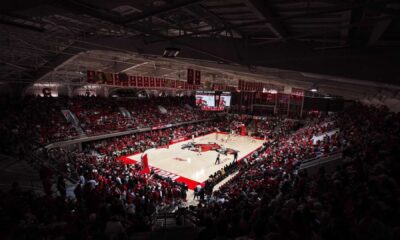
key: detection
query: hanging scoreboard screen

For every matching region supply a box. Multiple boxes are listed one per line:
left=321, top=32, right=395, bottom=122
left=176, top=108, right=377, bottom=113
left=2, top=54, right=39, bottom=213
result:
left=195, top=91, right=231, bottom=111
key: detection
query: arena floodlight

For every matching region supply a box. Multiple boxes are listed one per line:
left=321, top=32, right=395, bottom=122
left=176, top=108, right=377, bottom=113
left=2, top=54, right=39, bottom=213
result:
left=310, top=83, right=318, bottom=92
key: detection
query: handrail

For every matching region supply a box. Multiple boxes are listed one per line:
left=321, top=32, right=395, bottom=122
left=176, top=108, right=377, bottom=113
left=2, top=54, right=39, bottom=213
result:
left=45, top=118, right=214, bottom=149
left=299, top=150, right=343, bottom=170
left=313, top=128, right=340, bottom=138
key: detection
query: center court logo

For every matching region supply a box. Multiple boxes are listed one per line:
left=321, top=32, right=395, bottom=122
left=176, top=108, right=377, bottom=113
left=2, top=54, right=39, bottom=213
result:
left=192, top=143, right=221, bottom=152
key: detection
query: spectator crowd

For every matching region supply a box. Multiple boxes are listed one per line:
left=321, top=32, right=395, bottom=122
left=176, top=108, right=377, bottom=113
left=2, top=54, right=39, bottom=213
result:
left=193, top=104, right=400, bottom=240
left=1, top=94, right=398, bottom=240
left=0, top=96, right=210, bottom=153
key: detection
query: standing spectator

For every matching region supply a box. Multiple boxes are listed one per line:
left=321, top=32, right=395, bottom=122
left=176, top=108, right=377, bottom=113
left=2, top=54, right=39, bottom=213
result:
left=233, top=151, right=238, bottom=162
left=57, top=175, right=66, bottom=198
left=104, top=216, right=127, bottom=240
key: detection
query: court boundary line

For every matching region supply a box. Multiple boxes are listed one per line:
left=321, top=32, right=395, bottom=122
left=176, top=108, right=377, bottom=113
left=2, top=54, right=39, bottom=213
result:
left=118, top=132, right=263, bottom=189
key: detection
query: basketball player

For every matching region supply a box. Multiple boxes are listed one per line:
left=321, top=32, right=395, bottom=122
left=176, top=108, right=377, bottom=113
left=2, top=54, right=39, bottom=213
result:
left=233, top=151, right=238, bottom=162
left=248, top=131, right=256, bottom=143
left=220, top=135, right=224, bottom=142
left=251, top=135, right=256, bottom=143
left=225, top=133, right=230, bottom=143
left=197, top=145, right=202, bottom=156
left=215, top=153, right=221, bottom=165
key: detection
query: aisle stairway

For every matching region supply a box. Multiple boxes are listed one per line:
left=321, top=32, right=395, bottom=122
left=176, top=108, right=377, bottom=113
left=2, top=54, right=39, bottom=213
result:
left=0, top=154, right=43, bottom=193
left=119, top=107, right=132, bottom=118
left=272, top=120, right=284, bottom=134
left=158, top=105, right=168, bottom=114
left=61, top=109, right=85, bottom=135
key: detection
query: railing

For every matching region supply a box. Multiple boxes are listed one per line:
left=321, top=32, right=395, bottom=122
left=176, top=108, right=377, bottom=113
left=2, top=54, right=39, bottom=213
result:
left=154, top=209, right=199, bottom=230
left=296, top=119, right=336, bottom=134
left=313, top=128, right=340, bottom=138
left=45, top=118, right=214, bottom=149
left=27, top=148, right=78, bottom=184
left=311, top=128, right=340, bottom=144
left=298, top=150, right=343, bottom=171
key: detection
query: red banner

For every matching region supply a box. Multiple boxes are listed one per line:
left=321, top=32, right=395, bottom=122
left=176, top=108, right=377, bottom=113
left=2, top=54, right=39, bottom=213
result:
left=140, top=154, right=150, bottom=175
left=143, top=77, right=149, bottom=88
left=238, top=79, right=284, bottom=93
left=130, top=76, right=136, bottom=87
left=87, top=70, right=288, bottom=93
left=114, top=74, right=121, bottom=86
left=137, top=76, right=143, bottom=87
left=169, top=79, right=176, bottom=88
left=187, top=68, right=194, bottom=84
left=87, top=70, right=95, bottom=83
left=116, top=74, right=128, bottom=87
left=195, top=70, right=201, bottom=85
left=150, top=77, right=155, bottom=87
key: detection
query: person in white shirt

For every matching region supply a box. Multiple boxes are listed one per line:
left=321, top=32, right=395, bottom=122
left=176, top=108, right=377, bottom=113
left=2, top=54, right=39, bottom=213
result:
left=79, top=175, right=85, bottom=186
left=87, top=179, right=98, bottom=190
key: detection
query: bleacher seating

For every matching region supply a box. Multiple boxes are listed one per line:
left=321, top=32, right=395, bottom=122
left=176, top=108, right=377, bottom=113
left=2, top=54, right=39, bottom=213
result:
left=1, top=95, right=399, bottom=240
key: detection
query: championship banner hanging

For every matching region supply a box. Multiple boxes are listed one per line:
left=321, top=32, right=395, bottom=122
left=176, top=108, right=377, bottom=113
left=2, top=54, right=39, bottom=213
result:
left=187, top=68, right=194, bottom=84
left=114, top=74, right=121, bottom=86
left=118, top=73, right=129, bottom=87
left=150, top=77, right=155, bottom=87
left=87, top=70, right=208, bottom=90
left=130, top=76, right=136, bottom=87
left=195, top=70, right=201, bottom=85
left=87, top=70, right=95, bottom=83
left=238, top=79, right=285, bottom=92
left=137, top=76, right=143, bottom=87
left=143, top=77, right=149, bottom=88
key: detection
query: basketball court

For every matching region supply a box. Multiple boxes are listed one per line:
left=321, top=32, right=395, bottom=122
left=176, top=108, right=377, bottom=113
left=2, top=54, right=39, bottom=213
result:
left=119, top=133, right=264, bottom=189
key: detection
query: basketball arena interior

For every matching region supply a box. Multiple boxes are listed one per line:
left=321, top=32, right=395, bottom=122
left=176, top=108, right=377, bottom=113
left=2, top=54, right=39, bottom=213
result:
left=0, top=1, right=400, bottom=239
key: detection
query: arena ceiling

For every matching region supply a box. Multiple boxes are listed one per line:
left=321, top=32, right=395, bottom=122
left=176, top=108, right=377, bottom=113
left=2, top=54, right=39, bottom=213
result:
left=1, top=0, right=400, bottom=99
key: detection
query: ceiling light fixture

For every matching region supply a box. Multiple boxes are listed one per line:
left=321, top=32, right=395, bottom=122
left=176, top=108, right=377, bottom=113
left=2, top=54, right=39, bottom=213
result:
left=309, top=83, right=318, bottom=92
left=163, top=47, right=180, bottom=58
